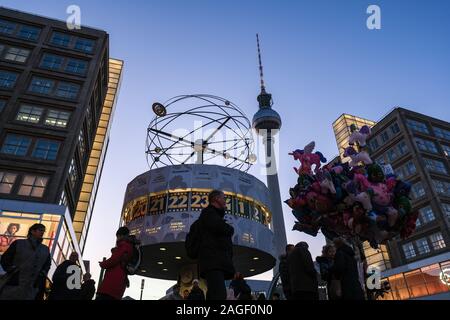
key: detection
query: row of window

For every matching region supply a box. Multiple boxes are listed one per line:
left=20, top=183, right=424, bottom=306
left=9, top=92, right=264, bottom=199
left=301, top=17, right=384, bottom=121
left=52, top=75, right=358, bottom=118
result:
left=28, top=76, right=80, bottom=99
left=0, top=18, right=40, bottom=41
left=0, top=42, right=90, bottom=77
left=0, top=18, right=96, bottom=54
left=406, top=118, right=450, bottom=141
left=433, top=180, right=450, bottom=196
left=402, top=232, right=446, bottom=260
left=375, top=140, right=408, bottom=164
left=41, top=53, right=88, bottom=75
left=394, top=160, right=416, bottom=180
left=0, top=100, right=71, bottom=128
left=0, top=171, right=49, bottom=198
left=50, top=32, right=95, bottom=53
left=15, top=104, right=71, bottom=128
left=415, top=206, right=436, bottom=228
left=0, top=43, right=30, bottom=63
left=369, top=122, right=401, bottom=151
left=423, top=158, right=448, bottom=175
left=0, top=70, right=81, bottom=101
left=0, top=134, right=61, bottom=161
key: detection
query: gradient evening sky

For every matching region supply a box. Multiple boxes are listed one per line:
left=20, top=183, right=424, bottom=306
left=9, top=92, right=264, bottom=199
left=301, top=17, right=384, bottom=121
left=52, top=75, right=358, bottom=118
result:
left=2, top=0, right=450, bottom=299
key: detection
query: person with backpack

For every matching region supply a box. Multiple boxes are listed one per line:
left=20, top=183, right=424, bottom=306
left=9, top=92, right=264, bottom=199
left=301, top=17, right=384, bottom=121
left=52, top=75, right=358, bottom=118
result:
left=96, top=227, right=134, bottom=300
left=186, top=190, right=235, bottom=300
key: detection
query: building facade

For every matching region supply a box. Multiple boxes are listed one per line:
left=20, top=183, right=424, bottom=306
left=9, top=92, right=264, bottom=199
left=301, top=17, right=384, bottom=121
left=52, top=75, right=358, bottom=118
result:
left=365, top=107, right=450, bottom=299
left=332, top=113, right=376, bottom=162
left=0, top=7, right=121, bottom=283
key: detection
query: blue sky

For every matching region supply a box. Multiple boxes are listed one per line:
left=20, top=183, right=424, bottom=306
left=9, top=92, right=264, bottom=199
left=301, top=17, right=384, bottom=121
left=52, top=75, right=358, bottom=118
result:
left=2, top=0, right=450, bottom=299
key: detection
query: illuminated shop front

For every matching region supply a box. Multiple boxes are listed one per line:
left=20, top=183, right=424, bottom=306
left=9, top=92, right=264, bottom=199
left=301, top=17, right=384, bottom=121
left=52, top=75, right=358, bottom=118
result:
left=0, top=199, right=85, bottom=280
left=378, top=252, right=450, bottom=300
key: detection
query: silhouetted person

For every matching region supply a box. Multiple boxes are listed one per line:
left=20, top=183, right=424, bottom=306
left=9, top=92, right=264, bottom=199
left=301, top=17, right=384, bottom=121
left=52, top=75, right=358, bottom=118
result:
left=0, top=224, right=50, bottom=300
left=80, top=273, right=96, bottom=300
left=272, top=292, right=281, bottom=300
left=257, top=293, right=266, bottom=300
left=316, top=244, right=339, bottom=300
left=279, top=244, right=294, bottom=300
left=229, top=272, right=252, bottom=300
left=331, top=238, right=365, bottom=300
left=198, top=190, right=235, bottom=300
left=187, top=279, right=205, bottom=300
left=48, top=252, right=80, bottom=300
left=288, top=242, right=319, bottom=300
left=96, top=227, right=133, bottom=300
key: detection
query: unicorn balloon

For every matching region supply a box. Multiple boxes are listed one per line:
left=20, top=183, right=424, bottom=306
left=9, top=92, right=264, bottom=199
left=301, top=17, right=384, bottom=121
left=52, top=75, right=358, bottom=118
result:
left=348, top=124, right=371, bottom=148
left=344, top=146, right=373, bottom=167
left=289, top=141, right=327, bottom=175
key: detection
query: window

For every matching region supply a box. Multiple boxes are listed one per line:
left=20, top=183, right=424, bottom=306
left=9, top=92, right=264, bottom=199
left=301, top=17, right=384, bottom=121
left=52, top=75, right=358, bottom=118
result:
left=50, top=32, right=71, bottom=47
left=415, top=217, right=421, bottom=228
left=381, top=131, right=389, bottom=143
left=411, top=182, right=426, bottom=200
left=4, top=47, right=30, bottom=63
left=416, top=138, right=438, bottom=153
left=423, top=158, right=447, bottom=174
left=433, top=180, right=450, bottom=195
left=429, top=233, right=446, bottom=250
left=387, top=148, right=399, bottom=162
left=74, top=38, right=94, bottom=53
left=55, top=82, right=79, bottom=100
left=15, top=104, right=44, bottom=123
left=396, top=161, right=416, bottom=180
left=398, top=141, right=408, bottom=155
left=1, top=134, right=31, bottom=156
left=419, top=206, right=435, bottom=224
left=415, top=238, right=430, bottom=255
left=17, top=25, right=40, bottom=41
left=442, top=145, right=450, bottom=157
left=433, top=127, right=450, bottom=140
left=391, top=123, right=400, bottom=135
left=370, top=139, right=379, bottom=151
left=59, top=190, right=68, bottom=207
left=45, top=110, right=71, bottom=128
left=78, top=129, right=86, bottom=160
left=0, top=172, right=17, bottom=194
left=32, top=139, right=60, bottom=160
left=403, top=243, right=416, bottom=260
left=0, top=19, right=16, bottom=35
left=18, top=175, right=48, bottom=198
left=442, top=203, right=450, bottom=219
left=65, top=59, right=87, bottom=75
left=28, top=77, right=54, bottom=95
left=69, top=159, right=78, bottom=190
left=0, top=99, right=6, bottom=113
left=0, top=70, right=18, bottom=89
left=40, top=54, right=63, bottom=70
left=405, top=161, right=416, bottom=176
left=406, top=119, right=429, bottom=134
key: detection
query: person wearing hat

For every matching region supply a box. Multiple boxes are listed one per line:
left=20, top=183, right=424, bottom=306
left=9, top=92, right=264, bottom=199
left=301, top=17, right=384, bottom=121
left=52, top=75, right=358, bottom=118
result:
left=187, top=279, right=205, bottom=300
left=96, top=226, right=133, bottom=300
